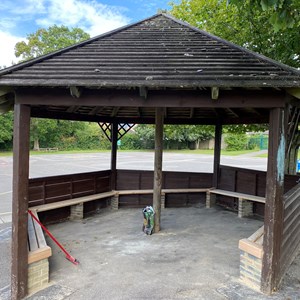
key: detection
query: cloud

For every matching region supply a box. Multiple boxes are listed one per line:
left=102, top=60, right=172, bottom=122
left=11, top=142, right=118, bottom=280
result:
left=0, top=0, right=130, bottom=66
left=36, top=0, right=129, bottom=37
left=0, top=31, right=22, bottom=67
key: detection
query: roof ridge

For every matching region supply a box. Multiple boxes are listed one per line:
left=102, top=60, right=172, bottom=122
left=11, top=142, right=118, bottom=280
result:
left=162, top=13, right=300, bottom=76
left=0, top=14, right=164, bottom=77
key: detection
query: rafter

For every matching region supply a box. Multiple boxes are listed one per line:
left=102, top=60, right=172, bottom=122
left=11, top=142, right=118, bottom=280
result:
left=66, top=105, right=80, bottom=113
left=111, top=107, right=120, bottom=117
left=227, top=108, right=239, bottom=118
left=190, top=108, right=195, bottom=118
left=88, top=106, right=105, bottom=115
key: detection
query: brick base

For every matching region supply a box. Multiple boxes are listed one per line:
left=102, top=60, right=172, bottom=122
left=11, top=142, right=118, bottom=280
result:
left=70, top=202, right=84, bottom=220
left=238, top=199, right=253, bottom=218
left=206, top=192, right=216, bottom=208
left=161, top=193, right=166, bottom=209
left=28, top=258, right=49, bottom=294
left=111, top=195, right=119, bottom=210
left=240, top=251, right=262, bottom=291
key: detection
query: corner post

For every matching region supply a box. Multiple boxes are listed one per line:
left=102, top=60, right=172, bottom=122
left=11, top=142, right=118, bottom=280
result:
left=213, top=123, right=222, bottom=188
left=261, top=108, right=285, bottom=294
left=11, top=104, right=31, bottom=300
left=110, top=121, right=118, bottom=190
left=153, top=107, right=164, bottom=233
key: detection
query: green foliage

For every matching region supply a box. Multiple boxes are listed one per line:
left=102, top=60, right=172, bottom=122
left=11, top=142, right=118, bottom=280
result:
left=170, top=0, right=300, bottom=68
left=134, top=124, right=155, bottom=149
left=225, top=133, right=248, bottom=150
left=0, top=112, right=13, bottom=149
left=223, top=124, right=268, bottom=134
left=227, top=0, right=299, bottom=31
left=10, top=25, right=91, bottom=150
left=15, top=25, right=90, bottom=61
left=35, top=121, right=111, bottom=150
left=248, top=134, right=269, bottom=150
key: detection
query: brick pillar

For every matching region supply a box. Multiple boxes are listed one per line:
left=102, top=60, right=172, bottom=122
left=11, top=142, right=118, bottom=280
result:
left=238, top=199, right=253, bottom=218
left=27, top=259, right=49, bottom=294
left=161, top=193, right=166, bottom=209
left=70, top=203, right=83, bottom=220
left=240, top=251, right=262, bottom=291
left=111, top=194, right=119, bottom=210
left=206, top=192, right=216, bottom=208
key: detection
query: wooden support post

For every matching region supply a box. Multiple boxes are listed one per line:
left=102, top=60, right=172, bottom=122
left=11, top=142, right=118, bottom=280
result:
left=153, top=107, right=164, bottom=233
left=110, top=121, right=118, bottom=190
left=213, top=123, right=222, bottom=188
left=11, top=104, right=31, bottom=300
left=261, top=108, right=285, bottom=294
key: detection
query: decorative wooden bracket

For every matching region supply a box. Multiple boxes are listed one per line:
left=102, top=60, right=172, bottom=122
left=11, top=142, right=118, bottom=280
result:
left=98, top=122, right=135, bottom=142
left=211, top=87, right=219, bottom=100
left=70, top=86, right=82, bottom=98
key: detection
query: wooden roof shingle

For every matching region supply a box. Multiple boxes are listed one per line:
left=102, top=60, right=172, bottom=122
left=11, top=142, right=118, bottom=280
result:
left=0, top=14, right=300, bottom=88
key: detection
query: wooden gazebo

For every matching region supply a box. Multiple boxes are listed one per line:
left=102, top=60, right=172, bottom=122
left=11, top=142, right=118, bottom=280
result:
left=1, top=14, right=300, bottom=299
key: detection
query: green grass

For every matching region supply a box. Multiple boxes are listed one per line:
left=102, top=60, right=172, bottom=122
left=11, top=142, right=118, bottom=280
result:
left=256, top=153, right=268, bottom=158
left=256, top=153, right=300, bottom=159
left=0, top=148, right=261, bottom=157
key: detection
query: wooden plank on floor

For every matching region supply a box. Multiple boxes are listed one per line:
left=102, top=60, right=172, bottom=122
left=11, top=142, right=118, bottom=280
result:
left=31, top=211, right=47, bottom=248
left=248, top=226, right=264, bottom=243
left=27, top=215, right=38, bottom=252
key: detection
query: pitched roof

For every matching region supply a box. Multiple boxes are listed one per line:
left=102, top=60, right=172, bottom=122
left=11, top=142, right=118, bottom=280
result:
left=0, top=13, right=299, bottom=88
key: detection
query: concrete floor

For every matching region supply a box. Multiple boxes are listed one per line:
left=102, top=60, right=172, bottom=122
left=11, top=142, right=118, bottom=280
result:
left=1, top=206, right=300, bottom=299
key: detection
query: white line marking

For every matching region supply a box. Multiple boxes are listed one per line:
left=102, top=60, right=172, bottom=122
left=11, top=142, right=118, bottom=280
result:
left=0, top=191, right=12, bottom=195
left=0, top=212, right=11, bottom=215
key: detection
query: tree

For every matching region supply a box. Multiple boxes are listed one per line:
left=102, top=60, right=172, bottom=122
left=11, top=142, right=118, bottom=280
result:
left=164, top=125, right=214, bottom=149
left=12, top=25, right=90, bottom=150
left=170, top=0, right=300, bottom=172
left=30, top=118, right=57, bottom=150
left=226, top=0, right=299, bottom=31
left=15, top=25, right=90, bottom=62
left=170, top=0, right=300, bottom=68
left=0, top=112, right=13, bottom=149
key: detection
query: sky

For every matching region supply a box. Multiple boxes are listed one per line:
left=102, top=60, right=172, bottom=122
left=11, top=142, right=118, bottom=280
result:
left=0, top=0, right=174, bottom=67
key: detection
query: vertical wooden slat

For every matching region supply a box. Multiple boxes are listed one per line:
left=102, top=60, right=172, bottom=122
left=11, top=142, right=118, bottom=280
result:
left=110, top=121, right=118, bottom=190
left=213, top=123, right=222, bottom=188
left=11, top=104, right=31, bottom=300
left=262, top=107, right=286, bottom=294
left=153, top=107, right=164, bottom=233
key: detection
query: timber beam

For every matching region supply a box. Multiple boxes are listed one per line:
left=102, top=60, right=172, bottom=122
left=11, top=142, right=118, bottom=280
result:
left=16, top=88, right=286, bottom=108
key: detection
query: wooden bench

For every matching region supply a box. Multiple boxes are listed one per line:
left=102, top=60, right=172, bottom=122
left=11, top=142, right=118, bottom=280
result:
left=207, top=188, right=266, bottom=218
left=116, top=188, right=209, bottom=209
left=31, top=191, right=117, bottom=220
left=239, top=226, right=264, bottom=290
left=29, top=188, right=265, bottom=219
left=27, top=211, right=52, bottom=294
left=38, top=147, right=59, bottom=152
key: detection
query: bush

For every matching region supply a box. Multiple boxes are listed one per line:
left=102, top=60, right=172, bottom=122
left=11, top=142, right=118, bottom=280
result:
left=225, top=133, right=248, bottom=151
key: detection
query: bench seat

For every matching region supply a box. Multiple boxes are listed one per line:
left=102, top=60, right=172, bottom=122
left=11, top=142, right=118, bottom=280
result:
left=209, top=189, right=265, bottom=203
left=31, top=191, right=117, bottom=213
left=207, top=189, right=265, bottom=218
